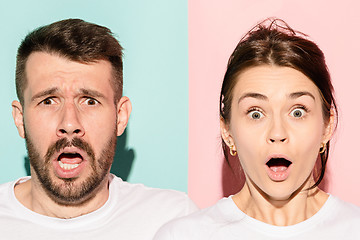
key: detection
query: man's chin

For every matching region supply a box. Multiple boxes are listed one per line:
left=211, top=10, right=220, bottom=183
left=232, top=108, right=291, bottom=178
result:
left=25, top=130, right=117, bottom=207
left=41, top=174, right=106, bottom=207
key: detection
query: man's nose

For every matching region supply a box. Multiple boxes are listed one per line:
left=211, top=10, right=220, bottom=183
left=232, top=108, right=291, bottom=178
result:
left=56, top=102, right=85, bottom=138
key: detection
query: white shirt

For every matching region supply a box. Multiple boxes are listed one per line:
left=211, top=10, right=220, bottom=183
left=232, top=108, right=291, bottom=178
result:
left=154, top=195, right=360, bottom=239
left=0, top=174, right=198, bottom=239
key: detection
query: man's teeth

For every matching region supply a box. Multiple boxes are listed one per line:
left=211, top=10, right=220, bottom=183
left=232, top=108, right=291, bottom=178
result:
left=58, top=161, right=79, bottom=170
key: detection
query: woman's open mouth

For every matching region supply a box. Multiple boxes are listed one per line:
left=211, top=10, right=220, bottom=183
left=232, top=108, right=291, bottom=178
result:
left=265, top=157, right=292, bottom=181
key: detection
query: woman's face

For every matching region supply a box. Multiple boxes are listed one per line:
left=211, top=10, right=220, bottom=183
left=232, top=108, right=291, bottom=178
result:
left=221, top=65, right=332, bottom=200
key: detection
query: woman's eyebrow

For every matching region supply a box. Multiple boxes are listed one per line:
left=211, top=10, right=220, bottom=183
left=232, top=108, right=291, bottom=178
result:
left=238, top=92, right=268, bottom=104
left=289, top=91, right=315, bottom=101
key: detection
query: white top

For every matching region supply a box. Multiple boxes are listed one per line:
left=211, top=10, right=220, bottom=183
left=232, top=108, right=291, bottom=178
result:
left=0, top=174, right=198, bottom=240
left=154, top=195, right=360, bottom=239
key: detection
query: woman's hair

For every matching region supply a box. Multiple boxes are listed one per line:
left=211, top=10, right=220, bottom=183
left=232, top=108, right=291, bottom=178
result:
left=220, top=18, right=337, bottom=189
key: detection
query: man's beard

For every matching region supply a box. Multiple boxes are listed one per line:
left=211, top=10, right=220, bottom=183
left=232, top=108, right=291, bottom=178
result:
left=24, top=131, right=117, bottom=206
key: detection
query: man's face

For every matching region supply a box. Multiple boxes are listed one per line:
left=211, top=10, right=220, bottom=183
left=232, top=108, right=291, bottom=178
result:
left=12, top=52, right=130, bottom=205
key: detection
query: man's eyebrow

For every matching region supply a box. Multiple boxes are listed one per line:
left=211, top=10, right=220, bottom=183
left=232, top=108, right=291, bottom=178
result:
left=79, top=88, right=106, bottom=98
left=31, top=87, right=59, bottom=101
left=238, top=92, right=268, bottom=104
left=289, top=91, right=315, bottom=100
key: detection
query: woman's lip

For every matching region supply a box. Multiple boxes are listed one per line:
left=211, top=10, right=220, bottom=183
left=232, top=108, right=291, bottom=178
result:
left=265, top=154, right=292, bottom=163
left=264, top=154, right=293, bottom=181
left=265, top=163, right=292, bottom=182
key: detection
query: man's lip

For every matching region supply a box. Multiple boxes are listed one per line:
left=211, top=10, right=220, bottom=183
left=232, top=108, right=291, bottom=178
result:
left=52, top=147, right=87, bottom=162
left=52, top=147, right=87, bottom=178
left=53, top=157, right=87, bottom=178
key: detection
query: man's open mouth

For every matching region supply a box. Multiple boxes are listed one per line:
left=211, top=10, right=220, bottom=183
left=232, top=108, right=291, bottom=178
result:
left=57, top=152, right=84, bottom=170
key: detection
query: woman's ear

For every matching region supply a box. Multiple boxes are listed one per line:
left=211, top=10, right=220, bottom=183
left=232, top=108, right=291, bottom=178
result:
left=12, top=100, right=25, bottom=139
left=220, top=118, right=236, bottom=150
left=322, top=109, right=335, bottom=144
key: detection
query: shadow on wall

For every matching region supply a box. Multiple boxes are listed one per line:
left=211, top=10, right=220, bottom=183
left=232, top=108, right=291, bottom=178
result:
left=24, top=128, right=135, bottom=181
left=111, top=128, right=135, bottom=181
left=222, top=153, right=330, bottom=197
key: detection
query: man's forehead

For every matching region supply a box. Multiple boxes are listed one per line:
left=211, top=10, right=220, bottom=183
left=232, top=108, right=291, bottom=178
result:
left=26, top=51, right=111, bottom=71
left=24, top=52, right=115, bottom=97
left=26, top=52, right=112, bottom=80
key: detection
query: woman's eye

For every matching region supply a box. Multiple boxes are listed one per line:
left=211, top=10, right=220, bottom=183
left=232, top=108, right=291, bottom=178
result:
left=290, top=108, right=305, bottom=118
left=248, top=110, right=264, bottom=120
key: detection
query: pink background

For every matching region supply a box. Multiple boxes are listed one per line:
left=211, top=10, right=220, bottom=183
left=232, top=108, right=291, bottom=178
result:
left=188, top=0, right=360, bottom=208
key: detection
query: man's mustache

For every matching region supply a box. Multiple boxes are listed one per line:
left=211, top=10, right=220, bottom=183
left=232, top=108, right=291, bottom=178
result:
left=44, top=138, right=95, bottom=163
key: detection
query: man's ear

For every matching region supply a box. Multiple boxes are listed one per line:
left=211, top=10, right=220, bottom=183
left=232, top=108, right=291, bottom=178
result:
left=220, top=117, right=236, bottom=150
left=116, top=96, right=132, bottom=136
left=322, top=109, right=335, bottom=144
left=12, top=100, right=25, bottom=139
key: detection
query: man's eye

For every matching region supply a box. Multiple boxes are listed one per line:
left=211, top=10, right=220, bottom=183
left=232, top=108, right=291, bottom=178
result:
left=248, top=110, right=264, bottom=120
left=84, top=98, right=99, bottom=105
left=41, top=98, right=55, bottom=105
left=290, top=108, right=305, bottom=118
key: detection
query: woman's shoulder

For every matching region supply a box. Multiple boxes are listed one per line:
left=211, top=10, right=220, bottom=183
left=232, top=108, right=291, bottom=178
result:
left=327, top=195, right=360, bottom=220
left=154, top=196, right=245, bottom=239
left=166, top=196, right=243, bottom=226
left=315, top=194, right=360, bottom=234
left=153, top=194, right=360, bottom=239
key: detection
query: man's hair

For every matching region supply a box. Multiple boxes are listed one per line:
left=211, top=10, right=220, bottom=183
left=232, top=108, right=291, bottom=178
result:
left=16, top=18, right=123, bottom=105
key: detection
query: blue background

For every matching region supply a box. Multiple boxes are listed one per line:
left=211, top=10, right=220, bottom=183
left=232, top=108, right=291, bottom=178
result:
left=0, top=0, right=188, bottom=192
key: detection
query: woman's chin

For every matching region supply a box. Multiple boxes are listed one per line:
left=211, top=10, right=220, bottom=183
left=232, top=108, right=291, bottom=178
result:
left=259, top=183, right=305, bottom=202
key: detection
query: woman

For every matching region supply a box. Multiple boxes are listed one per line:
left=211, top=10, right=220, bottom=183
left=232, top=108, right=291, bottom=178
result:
left=154, top=19, right=360, bottom=239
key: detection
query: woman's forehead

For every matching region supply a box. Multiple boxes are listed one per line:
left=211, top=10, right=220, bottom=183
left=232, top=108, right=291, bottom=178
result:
left=233, top=66, right=320, bottom=99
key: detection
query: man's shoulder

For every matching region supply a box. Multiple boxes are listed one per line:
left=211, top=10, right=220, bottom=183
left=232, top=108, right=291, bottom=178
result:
left=111, top=174, right=190, bottom=198
left=109, top=174, right=198, bottom=215
left=0, top=175, right=197, bottom=239
left=0, top=180, right=14, bottom=204
left=0, top=178, right=30, bottom=219
left=0, top=179, right=14, bottom=192
left=0, top=177, right=27, bottom=201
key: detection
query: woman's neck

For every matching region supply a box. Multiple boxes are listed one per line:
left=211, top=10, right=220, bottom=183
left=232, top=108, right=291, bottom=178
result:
left=232, top=181, right=328, bottom=226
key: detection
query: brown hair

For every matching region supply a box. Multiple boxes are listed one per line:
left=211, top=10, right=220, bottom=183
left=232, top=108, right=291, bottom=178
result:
left=220, top=18, right=337, bottom=189
left=16, top=18, right=123, bottom=105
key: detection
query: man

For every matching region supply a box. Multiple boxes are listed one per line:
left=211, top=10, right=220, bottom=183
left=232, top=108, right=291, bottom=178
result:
left=0, top=19, right=197, bottom=239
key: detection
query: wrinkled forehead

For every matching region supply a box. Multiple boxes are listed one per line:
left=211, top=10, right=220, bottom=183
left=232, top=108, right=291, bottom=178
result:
left=23, top=52, right=115, bottom=100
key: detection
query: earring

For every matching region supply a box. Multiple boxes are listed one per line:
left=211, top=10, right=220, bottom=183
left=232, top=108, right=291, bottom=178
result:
left=229, top=144, right=237, bottom=156
left=319, top=142, right=326, bottom=154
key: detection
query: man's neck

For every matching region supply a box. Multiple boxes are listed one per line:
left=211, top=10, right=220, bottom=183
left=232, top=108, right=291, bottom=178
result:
left=14, top=176, right=110, bottom=219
